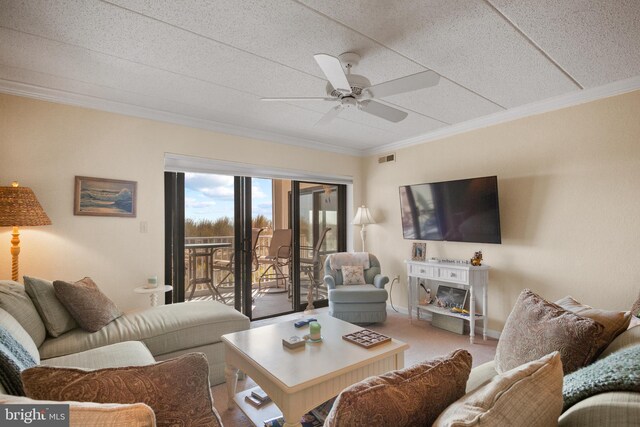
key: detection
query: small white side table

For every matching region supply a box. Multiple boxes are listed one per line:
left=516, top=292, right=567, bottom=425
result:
left=134, top=285, right=173, bottom=307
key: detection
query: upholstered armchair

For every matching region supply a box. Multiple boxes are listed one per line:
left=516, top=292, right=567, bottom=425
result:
left=324, top=253, right=389, bottom=324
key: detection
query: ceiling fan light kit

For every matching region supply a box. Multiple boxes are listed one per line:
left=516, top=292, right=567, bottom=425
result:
left=261, top=51, right=440, bottom=125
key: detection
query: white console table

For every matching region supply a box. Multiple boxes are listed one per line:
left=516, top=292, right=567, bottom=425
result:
left=406, top=260, right=489, bottom=344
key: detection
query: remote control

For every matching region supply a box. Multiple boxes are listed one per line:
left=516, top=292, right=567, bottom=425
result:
left=294, top=318, right=317, bottom=328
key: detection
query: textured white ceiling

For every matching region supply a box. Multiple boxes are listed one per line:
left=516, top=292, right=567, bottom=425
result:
left=0, top=0, right=638, bottom=155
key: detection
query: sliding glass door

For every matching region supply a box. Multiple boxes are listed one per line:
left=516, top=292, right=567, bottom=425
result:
left=292, top=182, right=346, bottom=311
left=165, top=171, right=346, bottom=320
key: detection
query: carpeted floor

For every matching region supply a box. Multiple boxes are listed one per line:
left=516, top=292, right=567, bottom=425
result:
left=212, top=307, right=498, bottom=426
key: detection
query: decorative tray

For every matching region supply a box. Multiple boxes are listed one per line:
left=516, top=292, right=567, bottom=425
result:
left=342, top=329, right=391, bottom=348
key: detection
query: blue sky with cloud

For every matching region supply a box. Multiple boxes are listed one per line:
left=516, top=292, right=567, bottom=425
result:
left=185, top=173, right=272, bottom=221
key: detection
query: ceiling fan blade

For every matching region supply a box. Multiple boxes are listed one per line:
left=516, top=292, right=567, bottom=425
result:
left=366, top=70, right=440, bottom=99
left=314, top=54, right=351, bottom=93
left=315, top=105, right=343, bottom=126
left=261, top=97, right=335, bottom=102
left=359, top=100, right=408, bottom=123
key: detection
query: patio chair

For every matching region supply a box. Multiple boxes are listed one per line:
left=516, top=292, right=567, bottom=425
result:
left=211, top=227, right=265, bottom=295
left=300, top=227, right=331, bottom=309
left=324, top=252, right=389, bottom=324
left=257, top=229, right=292, bottom=292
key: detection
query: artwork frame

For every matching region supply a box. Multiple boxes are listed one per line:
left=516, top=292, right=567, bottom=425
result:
left=74, top=176, right=137, bottom=217
left=435, top=285, right=468, bottom=310
left=411, top=242, right=426, bottom=261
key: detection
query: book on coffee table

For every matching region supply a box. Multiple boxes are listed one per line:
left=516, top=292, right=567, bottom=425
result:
left=251, top=387, right=271, bottom=403
left=245, top=394, right=270, bottom=408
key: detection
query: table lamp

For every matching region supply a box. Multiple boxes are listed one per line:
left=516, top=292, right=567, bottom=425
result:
left=352, top=205, right=375, bottom=252
left=0, top=182, right=51, bottom=281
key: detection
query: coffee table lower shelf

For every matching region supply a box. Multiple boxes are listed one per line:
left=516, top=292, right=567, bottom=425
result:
left=233, top=386, right=282, bottom=427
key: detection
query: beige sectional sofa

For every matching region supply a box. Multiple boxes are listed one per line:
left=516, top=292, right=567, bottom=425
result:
left=0, top=279, right=249, bottom=390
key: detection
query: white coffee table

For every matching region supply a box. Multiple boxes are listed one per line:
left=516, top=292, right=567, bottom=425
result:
left=133, top=285, right=172, bottom=307
left=222, top=313, right=409, bottom=427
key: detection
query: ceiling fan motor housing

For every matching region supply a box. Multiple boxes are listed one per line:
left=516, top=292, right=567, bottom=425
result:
left=326, top=74, right=371, bottom=97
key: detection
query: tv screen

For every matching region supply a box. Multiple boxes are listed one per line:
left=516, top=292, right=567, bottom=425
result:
left=399, top=176, right=501, bottom=244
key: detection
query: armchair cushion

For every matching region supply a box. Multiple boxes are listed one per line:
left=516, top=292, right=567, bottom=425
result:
left=341, top=265, right=366, bottom=285
left=328, top=285, right=388, bottom=304
left=22, top=352, right=222, bottom=427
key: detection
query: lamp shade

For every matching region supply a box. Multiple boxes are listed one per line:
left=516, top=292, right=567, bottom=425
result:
left=352, top=205, right=375, bottom=225
left=0, top=183, right=51, bottom=227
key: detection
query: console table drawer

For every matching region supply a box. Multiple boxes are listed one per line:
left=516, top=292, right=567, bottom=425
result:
left=408, top=264, right=437, bottom=279
left=437, top=268, right=468, bottom=283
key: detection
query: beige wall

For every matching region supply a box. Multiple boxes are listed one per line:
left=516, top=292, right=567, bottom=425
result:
left=363, top=90, right=640, bottom=333
left=0, top=94, right=362, bottom=310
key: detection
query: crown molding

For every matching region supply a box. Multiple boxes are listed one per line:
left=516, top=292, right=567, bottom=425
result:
left=364, top=75, right=640, bottom=156
left=2, top=76, right=639, bottom=159
left=0, top=79, right=361, bottom=157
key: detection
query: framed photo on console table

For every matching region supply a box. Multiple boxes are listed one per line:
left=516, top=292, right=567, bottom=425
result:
left=411, top=242, right=426, bottom=261
left=74, top=176, right=137, bottom=217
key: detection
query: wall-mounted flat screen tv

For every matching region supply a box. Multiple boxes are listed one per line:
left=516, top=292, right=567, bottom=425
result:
left=399, top=176, right=501, bottom=244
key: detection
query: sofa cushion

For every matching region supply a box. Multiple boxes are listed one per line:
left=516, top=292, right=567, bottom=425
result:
left=0, top=325, right=38, bottom=396
left=0, top=394, right=156, bottom=427
left=24, top=276, right=78, bottom=337
left=563, top=344, right=640, bottom=412
left=0, top=280, right=46, bottom=347
left=599, top=325, right=640, bottom=360
left=39, top=301, right=249, bottom=360
left=324, top=349, right=472, bottom=427
left=556, top=295, right=631, bottom=357
left=495, top=289, right=604, bottom=374
left=328, top=285, right=388, bottom=303
left=341, top=265, right=366, bottom=285
left=434, top=352, right=563, bottom=427
left=53, top=277, right=122, bottom=332
left=42, top=341, right=155, bottom=370
left=465, top=360, right=498, bottom=393
left=558, top=391, right=640, bottom=427
left=22, top=352, right=222, bottom=427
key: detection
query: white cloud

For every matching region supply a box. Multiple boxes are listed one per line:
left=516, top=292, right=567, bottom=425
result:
left=185, top=173, right=234, bottom=200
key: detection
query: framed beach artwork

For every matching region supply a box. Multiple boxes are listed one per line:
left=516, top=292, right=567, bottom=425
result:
left=74, top=176, right=137, bottom=217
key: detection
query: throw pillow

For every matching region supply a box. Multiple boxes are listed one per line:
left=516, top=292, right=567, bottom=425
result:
left=563, top=344, right=640, bottom=411
left=0, top=325, right=38, bottom=395
left=324, top=349, right=472, bottom=427
left=24, top=276, right=78, bottom=337
left=341, top=265, right=366, bottom=285
left=22, top=352, right=222, bottom=427
left=0, top=280, right=46, bottom=347
left=433, top=352, right=563, bottom=427
left=556, top=295, right=631, bottom=357
left=495, top=289, right=604, bottom=375
left=53, top=277, right=122, bottom=332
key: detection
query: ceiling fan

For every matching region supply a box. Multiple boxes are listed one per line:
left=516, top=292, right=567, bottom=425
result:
left=261, top=52, right=440, bottom=125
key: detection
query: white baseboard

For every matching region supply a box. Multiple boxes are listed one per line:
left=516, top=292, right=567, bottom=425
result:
left=387, top=304, right=501, bottom=340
